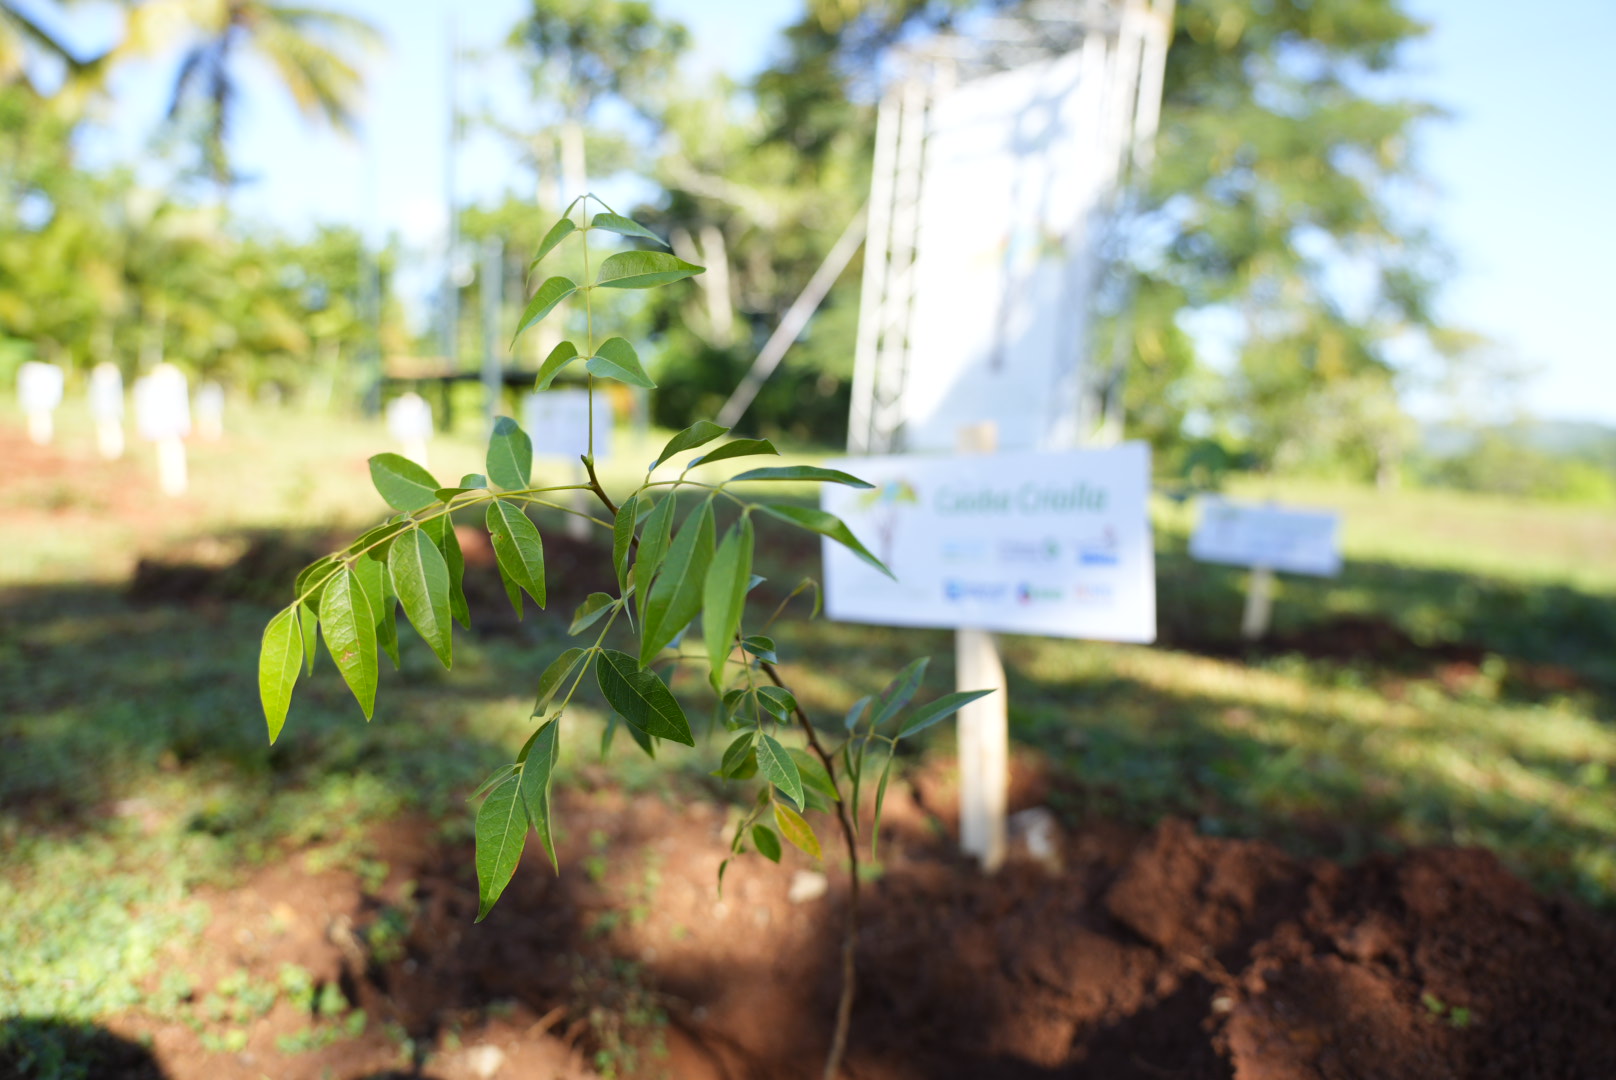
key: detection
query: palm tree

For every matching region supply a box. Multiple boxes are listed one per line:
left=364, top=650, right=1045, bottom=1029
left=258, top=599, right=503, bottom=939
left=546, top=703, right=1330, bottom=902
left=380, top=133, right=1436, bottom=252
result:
left=120, top=0, right=383, bottom=194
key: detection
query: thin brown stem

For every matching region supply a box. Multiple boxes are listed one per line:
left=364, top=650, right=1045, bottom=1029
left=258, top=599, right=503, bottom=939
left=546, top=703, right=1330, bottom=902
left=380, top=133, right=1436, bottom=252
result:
left=761, top=659, right=859, bottom=1080
left=581, top=454, right=618, bottom=518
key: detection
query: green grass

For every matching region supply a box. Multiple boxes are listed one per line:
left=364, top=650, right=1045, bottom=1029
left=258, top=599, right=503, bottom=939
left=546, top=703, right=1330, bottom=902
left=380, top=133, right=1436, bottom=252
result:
left=3, top=405, right=1614, bottom=1071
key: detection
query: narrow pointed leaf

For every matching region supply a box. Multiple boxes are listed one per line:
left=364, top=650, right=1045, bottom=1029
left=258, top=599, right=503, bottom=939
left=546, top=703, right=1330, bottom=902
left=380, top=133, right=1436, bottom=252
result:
left=702, top=517, right=753, bottom=689
left=422, top=515, right=470, bottom=629
left=899, top=689, right=997, bottom=738
left=774, top=804, right=821, bottom=859
left=529, top=217, right=576, bottom=269
left=569, top=592, right=615, bottom=634
left=369, top=453, right=440, bottom=512
left=495, top=559, right=525, bottom=619
left=486, top=500, right=546, bottom=608
left=586, top=337, right=656, bottom=388
left=752, top=825, right=782, bottom=863
left=871, top=752, right=896, bottom=859
left=533, top=647, right=587, bottom=716
left=632, top=496, right=675, bottom=622
left=519, top=719, right=562, bottom=871
left=640, top=500, right=716, bottom=666
left=319, top=565, right=378, bottom=719
left=349, top=520, right=409, bottom=554
left=534, top=341, right=580, bottom=391
left=259, top=607, right=302, bottom=744
left=759, top=504, right=892, bottom=578
left=590, top=212, right=666, bottom=245
left=623, top=719, right=657, bottom=759
left=594, top=250, right=703, bottom=289
left=389, top=528, right=453, bottom=668
left=470, top=762, right=518, bottom=802
left=474, top=774, right=527, bottom=922
left=654, top=421, right=728, bottom=470
left=376, top=569, right=402, bottom=668
left=756, top=685, right=798, bottom=722
left=787, top=748, right=840, bottom=802
left=352, top=550, right=399, bottom=669
left=756, top=733, right=803, bottom=806
left=294, top=554, right=340, bottom=609
left=740, top=634, right=777, bottom=662
left=718, top=732, right=756, bottom=779
left=843, top=695, right=872, bottom=732
left=486, top=416, right=533, bottom=491
left=513, top=276, right=577, bottom=344
left=299, top=600, right=319, bottom=675
left=728, top=465, right=874, bottom=488
left=691, top=438, right=778, bottom=467
left=611, top=494, right=638, bottom=592
left=874, top=657, right=929, bottom=728
left=594, top=649, right=695, bottom=746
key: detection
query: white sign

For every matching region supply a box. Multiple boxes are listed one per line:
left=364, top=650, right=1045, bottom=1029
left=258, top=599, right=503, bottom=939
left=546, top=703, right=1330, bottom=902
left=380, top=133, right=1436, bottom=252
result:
left=889, top=49, right=1126, bottom=451
left=17, top=361, right=64, bottom=414
left=1190, top=498, right=1342, bottom=577
left=385, top=392, right=434, bottom=442
left=820, top=444, right=1156, bottom=641
left=196, top=380, right=225, bottom=440
left=89, top=363, right=124, bottom=420
left=134, top=363, right=191, bottom=441
left=524, top=390, right=612, bottom=460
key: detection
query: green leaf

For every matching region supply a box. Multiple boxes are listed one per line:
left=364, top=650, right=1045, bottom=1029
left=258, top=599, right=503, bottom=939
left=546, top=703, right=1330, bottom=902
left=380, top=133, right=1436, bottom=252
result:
left=729, top=465, right=875, bottom=488
left=486, top=416, right=533, bottom=491
left=495, top=558, right=524, bottom=620
left=474, top=773, right=527, bottom=922
left=654, top=421, right=728, bottom=470
left=751, top=825, right=782, bottom=863
left=486, top=500, right=546, bottom=608
left=533, top=647, right=587, bottom=716
left=459, top=473, right=488, bottom=489
left=756, top=733, right=803, bottom=806
left=759, top=504, right=892, bottom=578
left=259, top=607, right=302, bottom=744
left=871, top=752, right=895, bottom=859
left=774, top=803, right=821, bottom=860
left=787, top=748, right=840, bottom=803
left=632, top=496, right=675, bottom=622
left=376, top=573, right=401, bottom=669
left=843, top=695, right=872, bottom=732
left=756, top=685, right=798, bottom=722
left=513, top=276, right=577, bottom=344
left=640, top=500, right=716, bottom=666
left=294, top=554, right=340, bottom=608
left=299, top=600, right=319, bottom=675
left=529, top=217, right=576, bottom=269
left=569, top=592, right=615, bottom=635
left=422, top=515, right=470, bottom=629
left=351, top=550, right=397, bottom=670
left=519, top=719, right=561, bottom=871
left=594, top=250, right=703, bottom=289
left=611, top=494, right=638, bottom=593
left=691, top=438, right=778, bottom=467
left=899, top=689, right=996, bottom=738
left=875, top=657, right=929, bottom=728
left=369, top=453, right=440, bottom=512
left=740, top=634, right=777, bottom=662
left=388, top=528, right=453, bottom=668
left=702, top=517, right=753, bottom=690
left=470, top=762, right=518, bottom=802
left=594, top=649, right=695, bottom=746
left=585, top=337, right=656, bottom=388
left=623, top=719, right=657, bottom=759
left=349, top=520, right=409, bottom=555
left=718, top=731, right=756, bottom=779
left=534, top=341, right=580, bottom=391
left=590, top=212, right=666, bottom=246
left=319, top=565, right=379, bottom=720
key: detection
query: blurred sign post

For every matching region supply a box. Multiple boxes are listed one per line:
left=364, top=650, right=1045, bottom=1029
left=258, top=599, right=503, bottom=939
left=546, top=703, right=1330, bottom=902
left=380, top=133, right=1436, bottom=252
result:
left=839, top=0, right=1175, bottom=870
left=386, top=392, right=434, bottom=469
left=1189, top=497, right=1343, bottom=640
left=135, top=363, right=191, bottom=496
left=89, top=363, right=125, bottom=460
left=526, top=389, right=612, bottom=540
left=17, top=361, right=64, bottom=446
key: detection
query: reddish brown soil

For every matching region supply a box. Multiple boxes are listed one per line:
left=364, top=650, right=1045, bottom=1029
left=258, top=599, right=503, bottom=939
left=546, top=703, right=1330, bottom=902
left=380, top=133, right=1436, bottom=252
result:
left=62, top=767, right=1616, bottom=1080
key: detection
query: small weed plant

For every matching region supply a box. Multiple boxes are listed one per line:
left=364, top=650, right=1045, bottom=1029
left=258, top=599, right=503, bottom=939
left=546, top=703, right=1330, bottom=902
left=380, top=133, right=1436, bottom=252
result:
left=258, top=194, right=988, bottom=1078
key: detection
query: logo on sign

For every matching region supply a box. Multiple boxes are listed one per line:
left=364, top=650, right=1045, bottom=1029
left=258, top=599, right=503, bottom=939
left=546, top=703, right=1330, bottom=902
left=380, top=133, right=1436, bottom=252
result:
left=1015, top=583, right=1062, bottom=604
left=1075, top=526, right=1120, bottom=567
left=943, top=579, right=1008, bottom=603
left=999, top=538, right=1060, bottom=564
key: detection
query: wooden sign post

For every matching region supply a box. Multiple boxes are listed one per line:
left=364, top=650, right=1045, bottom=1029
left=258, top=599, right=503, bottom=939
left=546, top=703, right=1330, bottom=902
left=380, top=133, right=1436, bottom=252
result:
left=1189, top=498, right=1343, bottom=639
left=955, top=422, right=1008, bottom=871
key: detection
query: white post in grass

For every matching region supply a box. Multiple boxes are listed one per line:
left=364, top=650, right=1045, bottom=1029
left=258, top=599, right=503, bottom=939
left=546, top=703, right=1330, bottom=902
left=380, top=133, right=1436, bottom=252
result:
left=387, top=392, right=434, bottom=470
left=955, top=421, right=1008, bottom=871
left=89, top=362, right=125, bottom=460
left=1241, top=565, right=1275, bottom=641
left=17, top=361, right=64, bottom=446
left=135, top=363, right=191, bottom=497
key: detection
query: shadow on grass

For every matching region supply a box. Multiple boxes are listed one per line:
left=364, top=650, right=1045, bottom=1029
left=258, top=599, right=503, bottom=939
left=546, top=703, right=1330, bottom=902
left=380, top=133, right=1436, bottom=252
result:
left=0, top=1017, right=167, bottom=1080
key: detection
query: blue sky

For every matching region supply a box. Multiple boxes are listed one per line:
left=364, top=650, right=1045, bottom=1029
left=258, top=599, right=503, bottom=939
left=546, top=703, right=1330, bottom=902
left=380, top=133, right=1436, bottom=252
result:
left=61, top=0, right=1616, bottom=425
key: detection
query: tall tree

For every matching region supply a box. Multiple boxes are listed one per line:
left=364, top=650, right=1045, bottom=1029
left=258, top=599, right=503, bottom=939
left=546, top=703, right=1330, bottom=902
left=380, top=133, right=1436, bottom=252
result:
left=117, top=0, right=382, bottom=194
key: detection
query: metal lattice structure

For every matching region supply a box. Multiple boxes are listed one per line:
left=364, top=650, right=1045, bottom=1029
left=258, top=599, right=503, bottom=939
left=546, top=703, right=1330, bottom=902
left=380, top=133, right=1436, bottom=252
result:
left=846, top=0, right=1175, bottom=455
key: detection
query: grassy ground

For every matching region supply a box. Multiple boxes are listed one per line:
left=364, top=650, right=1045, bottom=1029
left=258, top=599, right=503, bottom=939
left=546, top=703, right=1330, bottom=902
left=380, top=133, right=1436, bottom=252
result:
left=3, top=401, right=1614, bottom=1073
